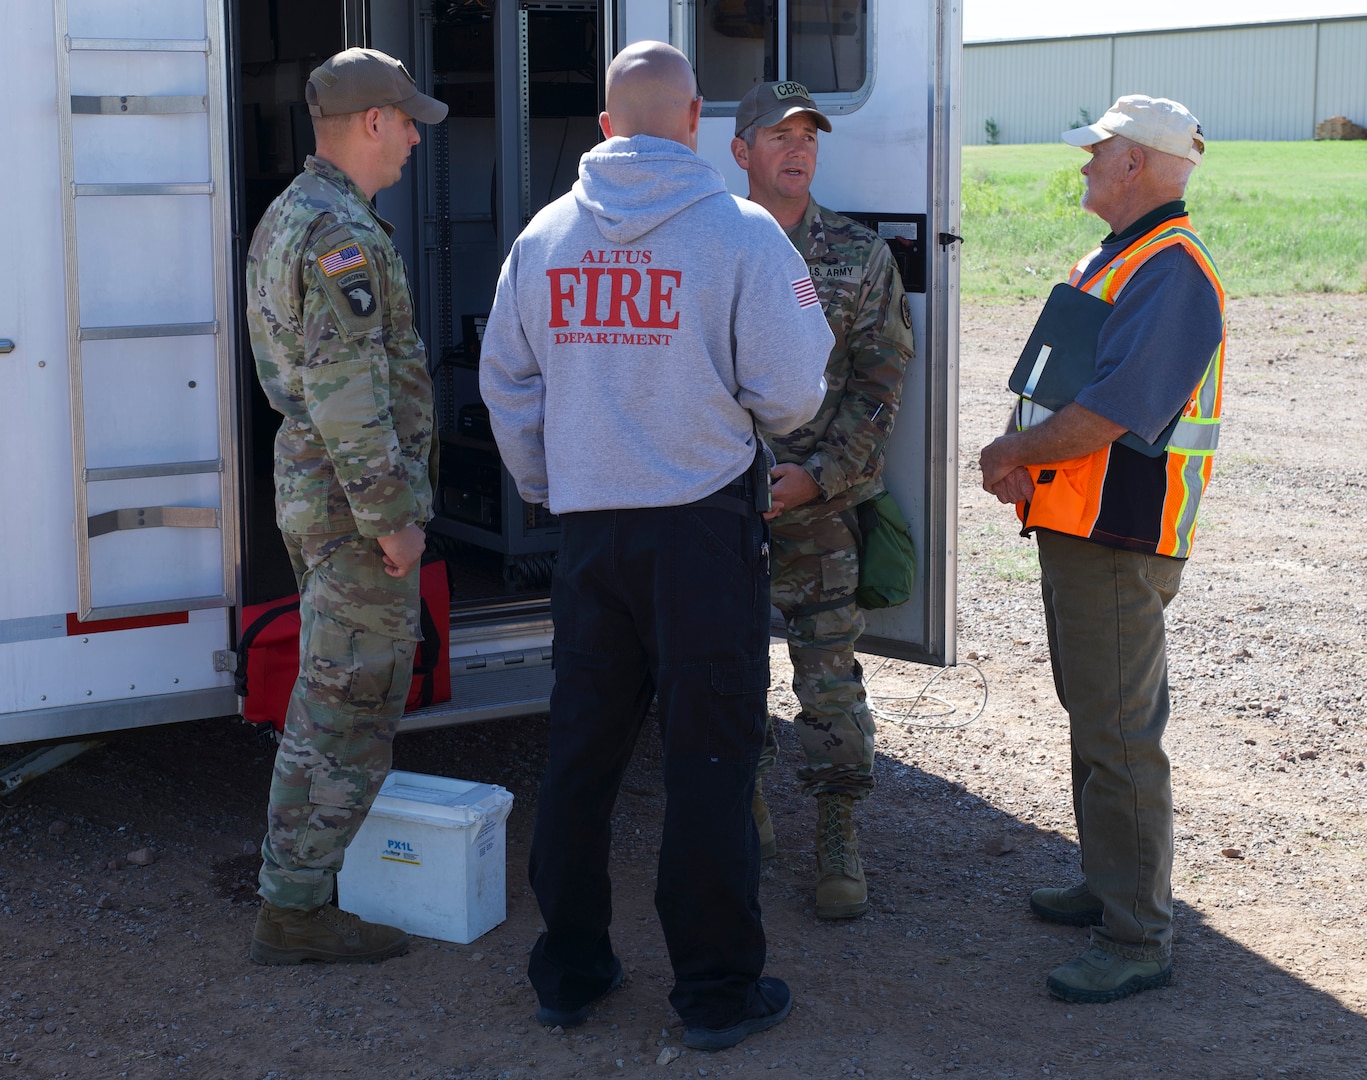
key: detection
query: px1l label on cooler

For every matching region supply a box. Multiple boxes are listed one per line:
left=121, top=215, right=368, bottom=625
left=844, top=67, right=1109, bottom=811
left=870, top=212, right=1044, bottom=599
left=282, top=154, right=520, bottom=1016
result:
left=380, top=838, right=422, bottom=865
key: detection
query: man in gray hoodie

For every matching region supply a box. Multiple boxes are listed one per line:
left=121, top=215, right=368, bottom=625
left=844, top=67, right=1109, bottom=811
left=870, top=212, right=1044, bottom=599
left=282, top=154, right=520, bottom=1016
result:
left=480, top=41, right=832, bottom=1052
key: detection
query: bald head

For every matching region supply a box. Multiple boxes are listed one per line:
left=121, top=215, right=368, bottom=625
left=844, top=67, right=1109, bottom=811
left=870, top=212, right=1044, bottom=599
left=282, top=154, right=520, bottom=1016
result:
left=600, top=41, right=700, bottom=148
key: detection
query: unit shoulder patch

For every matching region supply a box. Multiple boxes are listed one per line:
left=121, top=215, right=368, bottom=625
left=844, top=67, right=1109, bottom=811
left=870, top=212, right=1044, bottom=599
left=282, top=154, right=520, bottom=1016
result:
left=308, top=236, right=383, bottom=338
left=336, top=270, right=376, bottom=317
left=901, top=293, right=913, bottom=329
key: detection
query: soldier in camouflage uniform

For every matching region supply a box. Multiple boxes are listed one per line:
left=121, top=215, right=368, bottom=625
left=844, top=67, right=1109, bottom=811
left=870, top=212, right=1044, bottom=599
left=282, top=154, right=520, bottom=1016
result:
left=243, top=48, right=447, bottom=964
left=732, top=82, right=915, bottom=919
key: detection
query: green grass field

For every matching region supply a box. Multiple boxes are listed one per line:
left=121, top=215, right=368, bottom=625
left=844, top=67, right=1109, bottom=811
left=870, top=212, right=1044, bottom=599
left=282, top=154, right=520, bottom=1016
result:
left=960, top=141, right=1367, bottom=298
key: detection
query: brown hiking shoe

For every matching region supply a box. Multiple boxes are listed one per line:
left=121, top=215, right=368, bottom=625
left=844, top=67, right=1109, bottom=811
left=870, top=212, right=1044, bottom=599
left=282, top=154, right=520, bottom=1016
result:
left=250, top=901, right=410, bottom=965
left=814, top=792, right=867, bottom=919
left=753, top=779, right=777, bottom=860
left=1047, top=945, right=1172, bottom=1003
left=1030, top=882, right=1104, bottom=927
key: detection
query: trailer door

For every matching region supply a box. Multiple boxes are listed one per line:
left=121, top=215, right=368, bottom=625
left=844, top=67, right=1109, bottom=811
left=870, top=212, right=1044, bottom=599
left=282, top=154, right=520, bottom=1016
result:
left=614, top=0, right=962, bottom=666
left=0, top=0, right=239, bottom=743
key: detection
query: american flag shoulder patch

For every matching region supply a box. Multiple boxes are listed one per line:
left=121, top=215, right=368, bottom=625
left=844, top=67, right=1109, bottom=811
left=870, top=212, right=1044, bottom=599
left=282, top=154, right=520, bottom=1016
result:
left=792, top=275, right=820, bottom=308
left=319, top=244, right=367, bottom=277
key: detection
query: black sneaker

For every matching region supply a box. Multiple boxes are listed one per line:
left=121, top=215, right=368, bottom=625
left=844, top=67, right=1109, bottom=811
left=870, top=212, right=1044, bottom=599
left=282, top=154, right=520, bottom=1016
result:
left=535, top=958, right=624, bottom=1029
left=682, top=976, right=792, bottom=1052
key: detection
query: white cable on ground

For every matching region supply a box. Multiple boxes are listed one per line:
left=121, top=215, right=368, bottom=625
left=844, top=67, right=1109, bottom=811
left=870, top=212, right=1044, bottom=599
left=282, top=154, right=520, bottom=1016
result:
left=862, top=656, right=989, bottom=731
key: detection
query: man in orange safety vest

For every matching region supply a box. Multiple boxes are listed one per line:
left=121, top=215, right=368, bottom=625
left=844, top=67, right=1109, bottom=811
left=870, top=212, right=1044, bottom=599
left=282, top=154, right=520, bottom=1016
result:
left=978, top=94, right=1224, bottom=1004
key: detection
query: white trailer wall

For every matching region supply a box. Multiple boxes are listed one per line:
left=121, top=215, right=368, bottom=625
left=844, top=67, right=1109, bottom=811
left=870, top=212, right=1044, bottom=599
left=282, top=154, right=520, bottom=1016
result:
left=963, top=15, right=1367, bottom=145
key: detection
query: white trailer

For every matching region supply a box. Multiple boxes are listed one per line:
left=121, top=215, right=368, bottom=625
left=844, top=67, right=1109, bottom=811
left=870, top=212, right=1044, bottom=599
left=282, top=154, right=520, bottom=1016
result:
left=0, top=0, right=961, bottom=781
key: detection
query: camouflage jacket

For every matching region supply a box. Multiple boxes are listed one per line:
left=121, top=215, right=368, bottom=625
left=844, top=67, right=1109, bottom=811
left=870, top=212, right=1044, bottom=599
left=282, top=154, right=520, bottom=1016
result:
left=245, top=156, right=435, bottom=539
left=764, top=199, right=915, bottom=523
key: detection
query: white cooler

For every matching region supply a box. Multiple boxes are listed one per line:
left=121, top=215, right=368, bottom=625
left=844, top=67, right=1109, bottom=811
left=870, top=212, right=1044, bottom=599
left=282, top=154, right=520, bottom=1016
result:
left=337, top=770, right=515, bottom=945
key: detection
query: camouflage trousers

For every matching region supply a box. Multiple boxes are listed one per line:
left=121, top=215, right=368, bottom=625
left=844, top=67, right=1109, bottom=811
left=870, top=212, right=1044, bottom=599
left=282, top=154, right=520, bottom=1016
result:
left=761, top=510, right=876, bottom=798
left=258, top=530, right=421, bottom=910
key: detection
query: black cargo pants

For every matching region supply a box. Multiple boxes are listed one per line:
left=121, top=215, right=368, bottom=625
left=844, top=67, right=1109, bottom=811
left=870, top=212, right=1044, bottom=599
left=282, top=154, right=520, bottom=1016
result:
left=527, top=474, right=773, bottom=1029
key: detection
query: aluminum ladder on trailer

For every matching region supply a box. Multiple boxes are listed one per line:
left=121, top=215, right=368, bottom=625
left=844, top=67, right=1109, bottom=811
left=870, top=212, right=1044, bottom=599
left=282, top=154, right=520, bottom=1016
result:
left=53, top=0, right=238, bottom=623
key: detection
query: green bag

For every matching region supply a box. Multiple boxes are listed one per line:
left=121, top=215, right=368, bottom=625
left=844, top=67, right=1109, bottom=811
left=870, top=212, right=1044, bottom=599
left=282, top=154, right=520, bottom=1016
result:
left=845, top=491, right=916, bottom=610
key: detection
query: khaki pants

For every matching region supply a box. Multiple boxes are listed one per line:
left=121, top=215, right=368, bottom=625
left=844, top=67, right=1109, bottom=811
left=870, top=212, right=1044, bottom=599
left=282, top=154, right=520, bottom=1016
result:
left=1038, top=529, right=1185, bottom=961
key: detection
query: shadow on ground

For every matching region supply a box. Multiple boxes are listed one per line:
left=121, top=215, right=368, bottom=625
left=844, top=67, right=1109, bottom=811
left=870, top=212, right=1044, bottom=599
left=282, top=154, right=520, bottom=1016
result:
left=1, top=713, right=1361, bottom=1078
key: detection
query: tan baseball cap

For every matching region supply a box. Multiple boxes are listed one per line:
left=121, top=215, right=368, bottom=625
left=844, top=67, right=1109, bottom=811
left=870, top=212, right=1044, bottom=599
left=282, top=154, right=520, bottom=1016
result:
left=735, top=81, right=831, bottom=136
left=306, top=47, right=448, bottom=124
left=1061, top=94, right=1204, bottom=165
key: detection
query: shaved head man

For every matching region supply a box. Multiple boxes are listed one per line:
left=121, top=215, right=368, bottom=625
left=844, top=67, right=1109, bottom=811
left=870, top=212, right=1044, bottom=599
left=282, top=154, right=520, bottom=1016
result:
left=599, top=40, right=701, bottom=146
left=481, top=40, right=833, bottom=1052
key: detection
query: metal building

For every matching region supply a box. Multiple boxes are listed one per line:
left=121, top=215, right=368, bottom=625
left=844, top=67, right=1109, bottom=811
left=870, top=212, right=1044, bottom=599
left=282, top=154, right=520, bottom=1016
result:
left=964, top=15, right=1367, bottom=145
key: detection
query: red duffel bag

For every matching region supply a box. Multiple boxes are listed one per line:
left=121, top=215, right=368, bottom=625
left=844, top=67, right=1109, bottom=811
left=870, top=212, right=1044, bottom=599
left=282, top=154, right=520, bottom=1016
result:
left=234, top=558, right=451, bottom=732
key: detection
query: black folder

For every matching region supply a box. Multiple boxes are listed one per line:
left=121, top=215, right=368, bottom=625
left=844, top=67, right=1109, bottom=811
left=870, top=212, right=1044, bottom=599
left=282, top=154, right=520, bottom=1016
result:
left=1008, top=283, right=1180, bottom=458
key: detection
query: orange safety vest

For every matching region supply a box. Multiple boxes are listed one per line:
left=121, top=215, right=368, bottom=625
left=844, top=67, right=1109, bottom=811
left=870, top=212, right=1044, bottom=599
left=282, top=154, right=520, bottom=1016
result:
left=1015, top=214, right=1225, bottom=558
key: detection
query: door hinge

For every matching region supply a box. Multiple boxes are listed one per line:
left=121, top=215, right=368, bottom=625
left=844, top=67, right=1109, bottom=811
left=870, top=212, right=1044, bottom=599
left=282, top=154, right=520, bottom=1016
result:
left=213, top=650, right=237, bottom=673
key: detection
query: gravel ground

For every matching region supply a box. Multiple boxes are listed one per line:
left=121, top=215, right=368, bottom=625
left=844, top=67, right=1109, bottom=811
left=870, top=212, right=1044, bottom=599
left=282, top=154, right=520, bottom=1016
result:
left=1, top=294, right=1364, bottom=1079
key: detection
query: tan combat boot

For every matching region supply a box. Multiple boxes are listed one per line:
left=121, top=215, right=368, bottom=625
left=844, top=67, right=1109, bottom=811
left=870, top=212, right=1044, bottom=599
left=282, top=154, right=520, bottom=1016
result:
left=250, top=901, right=410, bottom=965
left=753, top=778, right=777, bottom=860
left=814, top=792, right=867, bottom=919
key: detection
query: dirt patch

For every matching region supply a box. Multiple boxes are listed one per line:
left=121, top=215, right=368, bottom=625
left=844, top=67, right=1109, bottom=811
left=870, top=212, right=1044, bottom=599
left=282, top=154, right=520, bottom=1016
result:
left=2, top=294, right=1364, bottom=1079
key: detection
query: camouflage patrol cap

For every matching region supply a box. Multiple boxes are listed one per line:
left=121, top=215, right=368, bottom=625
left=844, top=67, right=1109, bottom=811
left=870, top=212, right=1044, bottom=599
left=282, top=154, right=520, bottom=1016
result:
left=307, top=48, right=448, bottom=124
left=735, top=81, right=831, bottom=136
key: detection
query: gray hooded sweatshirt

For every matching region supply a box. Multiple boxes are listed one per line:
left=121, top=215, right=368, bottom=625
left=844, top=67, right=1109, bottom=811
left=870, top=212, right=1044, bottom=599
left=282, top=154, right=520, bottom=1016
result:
left=479, top=134, right=832, bottom=514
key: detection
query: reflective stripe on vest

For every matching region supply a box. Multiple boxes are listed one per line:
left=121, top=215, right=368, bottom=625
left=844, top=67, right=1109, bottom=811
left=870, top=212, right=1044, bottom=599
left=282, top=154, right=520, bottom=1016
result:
left=1017, top=214, right=1226, bottom=558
